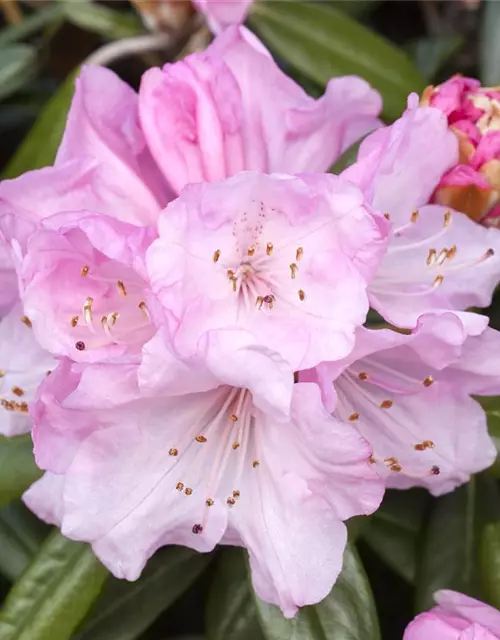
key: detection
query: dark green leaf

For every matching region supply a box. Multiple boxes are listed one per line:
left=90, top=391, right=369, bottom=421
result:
left=0, top=531, right=108, bottom=640
left=475, top=396, right=500, bottom=477
left=0, top=45, right=37, bottom=102
left=75, top=547, right=211, bottom=640
left=0, top=502, right=49, bottom=582
left=480, top=0, right=500, bottom=86
left=3, top=70, right=77, bottom=179
left=330, top=138, right=364, bottom=174
left=408, top=36, right=464, bottom=81
left=0, top=6, right=66, bottom=48
left=330, top=0, right=382, bottom=17
left=0, top=435, right=42, bottom=508
left=206, top=548, right=265, bottom=640
left=62, top=2, right=143, bottom=40
left=416, top=476, right=500, bottom=611
left=250, top=0, right=425, bottom=121
left=481, top=523, right=500, bottom=610
left=254, top=544, right=380, bottom=640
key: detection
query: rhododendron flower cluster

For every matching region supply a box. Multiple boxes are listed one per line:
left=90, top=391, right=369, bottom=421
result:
left=422, top=76, right=500, bottom=227
left=405, top=591, right=500, bottom=639
left=1, top=25, right=500, bottom=619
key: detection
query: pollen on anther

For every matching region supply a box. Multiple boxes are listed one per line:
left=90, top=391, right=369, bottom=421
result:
left=256, top=296, right=264, bottom=309
left=195, top=435, right=207, bottom=443
left=169, top=448, right=178, bottom=456
left=71, top=316, right=79, bottom=328
left=227, top=497, right=236, bottom=506
left=192, top=524, right=203, bottom=534
left=423, top=376, right=434, bottom=387
left=290, top=263, right=298, bottom=279
left=266, top=243, right=273, bottom=256
left=390, top=463, right=402, bottom=472
left=486, top=248, right=495, bottom=258
left=138, top=301, right=150, bottom=318
left=369, top=456, right=376, bottom=464
left=81, top=265, right=89, bottom=277
left=252, top=460, right=260, bottom=468
left=232, top=441, right=240, bottom=450
left=427, top=248, right=437, bottom=266
left=117, top=280, right=127, bottom=296
left=213, top=249, right=221, bottom=263
left=12, top=387, right=24, bottom=397
left=296, top=247, right=303, bottom=261
left=430, top=465, right=440, bottom=475
left=21, top=316, right=32, bottom=328
left=383, top=213, right=391, bottom=220
left=358, top=372, right=369, bottom=380
left=75, top=341, right=86, bottom=351
left=230, top=414, right=238, bottom=422
left=444, top=210, right=452, bottom=226
left=247, top=245, right=256, bottom=257
left=349, top=412, right=360, bottom=421
left=433, top=275, right=444, bottom=288
left=380, top=400, right=393, bottom=409
left=447, top=245, right=457, bottom=259
left=176, top=482, right=184, bottom=491
left=298, top=289, right=305, bottom=301
left=411, top=210, right=419, bottom=223
left=233, top=490, right=240, bottom=498
left=206, top=499, right=214, bottom=507
left=185, top=487, right=193, bottom=496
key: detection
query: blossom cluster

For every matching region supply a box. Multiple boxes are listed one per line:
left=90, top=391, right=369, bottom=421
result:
left=1, top=23, right=500, bottom=618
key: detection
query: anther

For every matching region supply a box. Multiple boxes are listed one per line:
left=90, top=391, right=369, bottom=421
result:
left=169, top=448, right=178, bottom=456
left=117, top=280, right=127, bottom=296
left=110, top=312, right=119, bottom=326
left=256, top=296, right=264, bottom=309
left=75, top=341, right=86, bottom=351
left=1, top=400, right=14, bottom=411
left=430, top=465, right=440, bottom=475
left=206, top=499, right=214, bottom=507
left=433, top=275, right=444, bottom=288
left=380, top=400, right=393, bottom=409
left=298, top=289, right=305, bottom=301
left=411, top=210, right=419, bottom=223
left=230, top=414, right=238, bottom=422
left=383, top=213, right=391, bottom=220
left=138, top=301, right=150, bottom=319
left=427, top=249, right=437, bottom=266
left=185, top=487, right=193, bottom=496
left=358, top=372, right=369, bottom=380
left=486, top=248, right=495, bottom=258
left=266, top=243, right=273, bottom=256
left=195, top=435, right=207, bottom=443
left=263, top=294, right=275, bottom=309
left=349, top=412, right=360, bottom=421
left=369, top=456, right=376, bottom=464
left=11, top=387, right=24, bottom=397
left=290, top=263, right=298, bottom=279
left=233, top=490, right=240, bottom=498
left=176, top=482, right=184, bottom=491
left=423, top=376, right=434, bottom=387
left=81, top=265, right=89, bottom=277
left=390, top=463, right=402, bottom=472
left=447, top=245, right=457, bottom=259
left=252, top=460, right=260, bottom=468
left=0, top=371, right=4, bottom=378
left=385, top=457, right=398, bottom=465
left=71, top=316, right=79, bottom=328
left=227, top=497, right=236, bottom=506
left=192, top=524, right=203, bottom=535
left=21, top=316, right=32, bottom=328
left=232, top=441, right=240, bottom=450
left=83, top=297, right=94, bottom=324
left=296, top=247, right=303, bottom=261
left=247, top=245, right=256, bottom=257
left=444, top=210, right=452, bottom=226
left=213, top=249, right=221, bottom=263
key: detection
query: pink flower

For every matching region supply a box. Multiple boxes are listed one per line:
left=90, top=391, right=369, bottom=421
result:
left=25, top=343, right=384, bottom=617
left=343, top=97, right=500, bottom=332
left=405, top=590, right=500, bottom=639
left=303, top=312, right=498, bottom=495
left=146, top=171, right=389, bottom=371
left=193, top=0, right=253, bottom=32
left=421, top=76, right=500, bottom=226
left=139, top=26, right=382, bottom=194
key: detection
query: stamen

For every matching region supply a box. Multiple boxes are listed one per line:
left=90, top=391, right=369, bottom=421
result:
left=11, top=387, right=24, bottom=397
left=232, top=441, right=240, bottom=450
left=423, top=376, right=434, bottom=387
left=109, top=312, right=119, bottom=326
left=447, top=245, right=457, bottom=259
left=436, top=248, right=449, bottom=265
left=185, top=487, right=193, bottom=496
left=247, top=246, right=256, bottom=257
left=444, top=210, right=451, bottom=226
left=176, top=482, right=184, bottom=491
left=390, top=463, right=402, bottom=472
left=227, top=497, right=236, bottom=506
left=256, top=296, right=264, bottom=310
left=206, top=499, right=214, bottom=507
left=349, top=412, right=360, bottom=421
left=414, top=440, right=435, bottom=451
left=432, top=275, right=444, bottom=288
left=83, top=297, right=94, bottom=325
left=358, top=372, right=369, bottom=380
left=383, top=213, right=391, bottom=220
left=81, top=265, right=89, bottom=277
left=380, top=400, right=393, bottom=409
left=138, top=301, right=150, bottom=319
left=195, top=435, right=207, bottom=443
left=71, top=316, right=79, bottom=328
left=298, top=289, right=305, bottom=301
left=233, top=490, right=240, bottom=498
left=169, top=448, right=178, bottom=456
left=230, top=414, right=238, bottom=422
left=213, top=249, right=221, bottom=263
left=266, top=243, right=273, bottom=256
left=427, top=249, right=437, bottom=266
left=117, top=281, right=127, bottom=296
left=290, top=263, right=298, bottom=279
left=0, top=371, right=4, bottom=378
left=296, top=247, right=303, bottom=261
left=252, top=460, right=260, bottom=468
left=21, top=316, right=32, bottom=328
left=411, top=210, right=419, bottom=223
left=263, top=294, right=275, bottom=309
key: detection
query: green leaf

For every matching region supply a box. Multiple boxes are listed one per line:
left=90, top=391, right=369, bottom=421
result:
left=206, top=548, right=265, bottom=640
left=250, top=0, right=425, bottom=121
left=416, top=476, right=500, bottom=612
left=480, top=0, right=500, bottom=86
left=0, top=502, right=49, bottom=582
left=475, top=396, right=500, bottom=478
left=3, top=70, right=77, bottom=179
left=0, top=45, right=37, bottom=102
left=0, top=531, right=108, bottom=640
left=481, top=522, right=500, bottom=610
left=408, top=36, right=464, bottom=81
left=62, top=2, right=143, bottom=40
left=363, top=489, right=429, bottom=583
left=0, top=6, right=66, bottom=48
left=254, top=544, right=380, bottom=640
left=0, top=435, right=42, bottom=509
left=75, top=546, right=211, bottom=640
